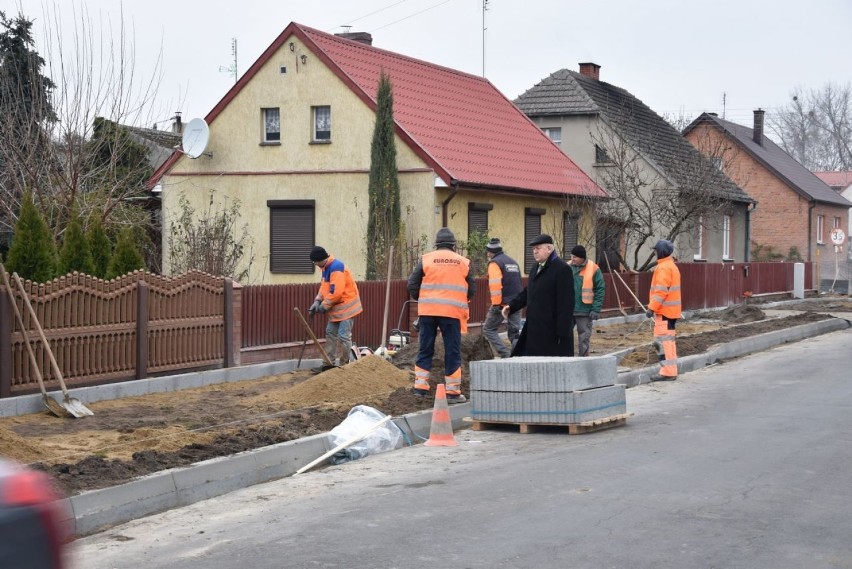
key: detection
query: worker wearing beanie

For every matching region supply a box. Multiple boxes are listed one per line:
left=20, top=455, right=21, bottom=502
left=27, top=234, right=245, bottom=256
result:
left=569, top=245, right=605, bottom=357
left=482, top=237, right=523, bottom=358
left=646, top=239, right=681, bottom=381
left=407, top=227, right=476, bottom=403
left=308, top=246, right=363, bottom=366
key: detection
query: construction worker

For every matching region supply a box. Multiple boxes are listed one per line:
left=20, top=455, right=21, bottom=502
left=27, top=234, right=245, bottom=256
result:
left=569, top=245, right=605, bottom=357
left=482, top=238, right=523, bottom=358
left=407, top=228, right=476, bottom=404
left=645, top=239, right=682, bottom=381
left=308, top=246, right=363, bottom=366
left=502, top=234, right=574, bottom=357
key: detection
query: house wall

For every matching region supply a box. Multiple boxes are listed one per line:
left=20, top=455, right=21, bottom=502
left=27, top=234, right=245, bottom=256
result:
left=161, top=35, right=435, bottom=283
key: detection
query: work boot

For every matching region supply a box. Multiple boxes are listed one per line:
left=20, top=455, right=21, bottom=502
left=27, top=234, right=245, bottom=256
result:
left=649, top=375, right=677, bottom=382
left=446, top=393, right=467, bottom=404
left=411, top=388, right=429, bottom=398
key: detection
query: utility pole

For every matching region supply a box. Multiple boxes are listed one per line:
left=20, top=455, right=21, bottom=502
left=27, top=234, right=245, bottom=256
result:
left=219, top=38, right=238, bottom=84
left=722, top=91, right=726, bottom=119
left=482, top=0, right=490, bottom=77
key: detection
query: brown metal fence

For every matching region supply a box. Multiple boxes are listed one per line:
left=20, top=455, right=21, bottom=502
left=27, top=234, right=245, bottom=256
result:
left=0, top=271, right=237, bottom=397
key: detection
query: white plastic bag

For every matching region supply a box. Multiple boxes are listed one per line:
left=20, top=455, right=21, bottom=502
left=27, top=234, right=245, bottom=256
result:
left=328, top=405, right=403, bottom=465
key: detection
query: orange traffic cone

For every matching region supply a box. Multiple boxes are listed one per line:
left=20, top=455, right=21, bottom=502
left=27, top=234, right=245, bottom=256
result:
left=424, top=384, right=458, bottom=447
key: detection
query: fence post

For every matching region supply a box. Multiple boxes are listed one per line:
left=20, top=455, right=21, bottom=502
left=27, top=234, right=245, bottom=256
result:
left=224, top=278, right=235, bottom=368
left=0, top=286, right=11, bottom=398
left=136, top=281, right=149, bottom=380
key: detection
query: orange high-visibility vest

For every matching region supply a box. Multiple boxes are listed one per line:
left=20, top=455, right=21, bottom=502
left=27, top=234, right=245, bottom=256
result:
left=318, top=256, right=363, bottom=323
left=648, top=256, right=682, bottom=319
left=417, top=249, right=470, bottom=320
left=580, top=260, right=599, bottom=305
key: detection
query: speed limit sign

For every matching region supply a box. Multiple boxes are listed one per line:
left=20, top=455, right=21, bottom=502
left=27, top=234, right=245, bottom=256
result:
left=830, top=228, right=846, bottom=245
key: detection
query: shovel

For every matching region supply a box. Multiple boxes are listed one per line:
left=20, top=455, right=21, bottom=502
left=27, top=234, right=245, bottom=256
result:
left=293, top=307, right=336, bottom=369
left=602, top=253, right=628, bottom=317
left=11, top=271, right=93, bottom=417
left=0, top=266, right=68, bottom=417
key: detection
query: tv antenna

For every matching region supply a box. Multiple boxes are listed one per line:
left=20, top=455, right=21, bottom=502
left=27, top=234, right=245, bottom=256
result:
left=180, top=118, right=212, bottom=159
left=482, top=0, right=490, bottom=77
left=219, top=38, right=238, bottom=84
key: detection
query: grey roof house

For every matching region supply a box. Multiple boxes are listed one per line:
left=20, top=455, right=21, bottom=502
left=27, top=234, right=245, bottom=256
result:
left=515, top=63, right=754, bottom=269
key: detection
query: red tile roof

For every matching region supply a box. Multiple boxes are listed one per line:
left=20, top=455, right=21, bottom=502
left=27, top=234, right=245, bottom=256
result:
left=813, top=171, right=852, bottom=190
left=152, top=23, right=605, bottom=199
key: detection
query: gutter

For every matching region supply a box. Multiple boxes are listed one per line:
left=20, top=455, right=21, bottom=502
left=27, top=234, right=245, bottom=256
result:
left=808, top=200, right=816, bottom=262
left=745, top=201, right=757, bottom=262
left=441, top=181, right=459, bottom=227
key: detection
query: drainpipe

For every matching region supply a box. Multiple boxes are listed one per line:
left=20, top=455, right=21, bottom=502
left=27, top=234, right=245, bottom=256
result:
left=441, top=181, right=459, bottom=227
left=744, top=201, right=756, bottom=262
left=808, top=200, right=816, bottom=262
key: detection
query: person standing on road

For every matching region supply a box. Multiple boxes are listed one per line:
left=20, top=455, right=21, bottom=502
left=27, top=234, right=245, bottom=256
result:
left=482, top=238, right=523, bottom=358
left=407, top=228, right=476, bottom=404
left=502, top=234, right=574, bottom=357
left=569, top=245, right=605, bottom=357
left=308, top=246, right=363, bottom=366
left=645, top=239, right=681, bottom=381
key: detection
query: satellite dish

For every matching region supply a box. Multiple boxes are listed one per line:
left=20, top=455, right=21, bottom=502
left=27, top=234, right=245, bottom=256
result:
left=181, top=118, right=211, bottom=159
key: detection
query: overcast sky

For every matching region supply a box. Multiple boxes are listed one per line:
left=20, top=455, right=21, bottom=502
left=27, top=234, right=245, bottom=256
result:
left=16, top=0, right=852, bottom=132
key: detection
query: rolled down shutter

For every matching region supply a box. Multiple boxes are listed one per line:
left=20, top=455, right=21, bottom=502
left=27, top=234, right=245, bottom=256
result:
left=268, top=200, right=315, bottom=274
left=524, top=208, right=544, bottom=274
left=563, top=213, right=579, bottom=258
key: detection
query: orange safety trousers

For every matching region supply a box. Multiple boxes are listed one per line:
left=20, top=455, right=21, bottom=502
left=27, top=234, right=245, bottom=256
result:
left=654, top=314, right=678, bottom=378
left=414, top=366, right=462, bottom=395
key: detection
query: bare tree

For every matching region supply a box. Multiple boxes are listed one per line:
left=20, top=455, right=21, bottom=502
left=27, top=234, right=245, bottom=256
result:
left=0, top=4, right=168, bottom=257
left=770, top=83, right=852, bottom=171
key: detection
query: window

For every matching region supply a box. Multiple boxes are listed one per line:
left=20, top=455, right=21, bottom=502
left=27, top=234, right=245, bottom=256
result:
left=834, top=216, right=842, bottom=229
left=817, top=215, right=825, bottom=244
left=562, top=213, right=579, bottom=258
left=594, top=144, right=610, bottom=164
left=541, top=127, right=561, bottom=146
left=524, top=207, right=545, bottom=274
left=722, top=215, right=731, bottom=259
left=312, top=106, right=331, bottom=142
left=262, top=108, right=280, bottom=143
left=268, top=200, right=315, bottom=273
left=468, top=202, right=492, bottom=275
left=693, top=217, right=704, bottom=260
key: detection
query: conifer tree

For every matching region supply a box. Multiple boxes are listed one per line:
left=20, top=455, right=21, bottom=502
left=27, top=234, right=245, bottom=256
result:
left=87, top=215, right=112, bottom=279
left=58, top=208, right=94, bottom=275
left=107, top=228, right=144, bottom=279
left=5, top=191, right=56, bottom=282
left=366, top=71, right=401, bottom=280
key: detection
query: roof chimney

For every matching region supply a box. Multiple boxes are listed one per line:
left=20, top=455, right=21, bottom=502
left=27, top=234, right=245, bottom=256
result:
left=335, top=31, right=373, bottom=46
left=753, top=109, right=765, bottom=146
left=172, top=112, right=182, bottom=134
left=578, top=62, right=601, bottom=81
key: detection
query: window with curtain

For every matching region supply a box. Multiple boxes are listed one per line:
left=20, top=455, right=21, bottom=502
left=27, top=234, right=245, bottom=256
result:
left=312, top=106, right=331, bottom=141
left=541, top=127, right=562, bottom=146
left=817, top=215, right=825, bottom=243
left=722, top=215, right=731, bottom=259
left=262, top=108, right=280, bottom=142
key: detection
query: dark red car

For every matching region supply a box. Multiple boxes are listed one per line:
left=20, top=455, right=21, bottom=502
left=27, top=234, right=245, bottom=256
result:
left=0, top=459, right=70, bottom=568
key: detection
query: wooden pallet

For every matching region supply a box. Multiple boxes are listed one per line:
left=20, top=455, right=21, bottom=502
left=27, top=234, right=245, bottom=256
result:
left=470, top=413, right=632, bottom=435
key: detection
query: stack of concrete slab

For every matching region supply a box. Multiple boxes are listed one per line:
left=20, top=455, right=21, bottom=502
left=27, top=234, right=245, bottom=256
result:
left=469, top=356, right=626, bottom=425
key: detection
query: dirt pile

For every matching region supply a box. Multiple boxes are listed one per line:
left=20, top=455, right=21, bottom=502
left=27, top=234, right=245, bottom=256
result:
left=715, top=304, right=766, bottom=323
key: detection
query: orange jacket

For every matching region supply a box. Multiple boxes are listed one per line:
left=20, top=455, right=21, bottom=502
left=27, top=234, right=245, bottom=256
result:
left=648, top=256, right=682, bottom=319
left=415, top=249, right=471, bottom=320
left=317, top=256, right=363, bottom=322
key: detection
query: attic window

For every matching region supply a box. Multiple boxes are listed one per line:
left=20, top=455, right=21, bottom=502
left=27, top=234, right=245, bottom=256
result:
left=541, top=127, right=562, bottom=146
left=594, top=144, right=611, bottom=164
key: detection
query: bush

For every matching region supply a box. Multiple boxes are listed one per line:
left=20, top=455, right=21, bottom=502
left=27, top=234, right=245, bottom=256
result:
left=58, top=208, right=94, bottom=275
left=87, top=216, right=112, bottom=279
left=5, top=192, right=57, bottom=282
left=107, top=228, right=145, bottom=279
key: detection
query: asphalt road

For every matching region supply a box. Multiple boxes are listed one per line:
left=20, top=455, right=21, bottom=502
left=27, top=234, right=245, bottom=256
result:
left=71, top=327, right=852, bottom=569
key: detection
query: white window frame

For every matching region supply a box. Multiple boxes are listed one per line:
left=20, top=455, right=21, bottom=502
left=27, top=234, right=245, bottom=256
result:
left=834, top=216, right=842, bottom=229
left=312, top=105, right=331, bottom=142
left=262, top=108, right=280, bottom=143
left=541, top=127, right=561, bottom=146
left=722, top=215, right=731, bottom=259
left=693, top=217, right=704, bottom=260
left=817, top=215, right=825, bottom=244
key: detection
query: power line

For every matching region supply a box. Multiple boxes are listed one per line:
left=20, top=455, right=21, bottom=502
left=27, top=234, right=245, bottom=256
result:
left=326, top=0, right=411, bottom=32
left=368, top=0, right=454, bottom=33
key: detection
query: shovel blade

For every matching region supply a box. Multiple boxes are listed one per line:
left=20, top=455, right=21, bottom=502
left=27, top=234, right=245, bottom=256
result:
left=62, top=396, right=94, bottom=417
left=42, top=395, right=70, bottom=418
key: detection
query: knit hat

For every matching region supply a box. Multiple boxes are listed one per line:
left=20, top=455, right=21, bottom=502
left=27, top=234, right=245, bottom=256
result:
left=528, top=234, right=553, bottom=246
left=652, top=239, right=674, bottom=258
left=434, top=227, right=456, bottom=247
left=309, top=246, right=329, bottom=262
left=486, top=238, right=503, bottom=254
left=570, top=245, right=587, bottom=259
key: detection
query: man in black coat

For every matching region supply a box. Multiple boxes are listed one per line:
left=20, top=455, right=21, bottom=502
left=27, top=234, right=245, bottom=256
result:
left=502, top=234, right=574, bottom=357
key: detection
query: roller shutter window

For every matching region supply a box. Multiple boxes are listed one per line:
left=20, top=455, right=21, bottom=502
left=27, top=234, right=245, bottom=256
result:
left=524, top=207, right=545, bottom=274
left=468, top=202, right=492, bottom=275
left=563, top=213, right=579, bottom=258
left=268, top=200, right=315, bottom=274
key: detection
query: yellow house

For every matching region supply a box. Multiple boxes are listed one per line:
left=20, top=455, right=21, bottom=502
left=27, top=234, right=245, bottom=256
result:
left=151, top=23, right=606, bottom=283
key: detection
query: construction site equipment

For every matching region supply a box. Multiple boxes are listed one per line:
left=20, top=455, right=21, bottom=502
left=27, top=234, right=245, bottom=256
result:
left=0, top=266, right=67, bottom=417
left=375, top=245, right=394, bottom=360
left=295, top=414, right=393, bottom=474
left=610, top=268, right=649, bottom=312
left=602, top=254, right=628, bottom=317
left=8, top=270, right=93, bottom=417
left=387, top=299, right=417, bottom=351
left=293, top=307, right=335, bottom=369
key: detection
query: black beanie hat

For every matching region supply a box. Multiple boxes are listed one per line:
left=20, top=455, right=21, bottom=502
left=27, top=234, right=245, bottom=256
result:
left=486, top=238, right=503, bottom=254
left=434, top=227, right=456, bottom=247
left=309, top=246, right=329, bottom=262
left=570, top=245, right=587, bottom=259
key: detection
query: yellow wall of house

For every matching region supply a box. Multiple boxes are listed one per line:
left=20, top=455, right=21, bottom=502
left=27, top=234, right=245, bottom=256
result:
left=161, top=34, right=435, bottom=283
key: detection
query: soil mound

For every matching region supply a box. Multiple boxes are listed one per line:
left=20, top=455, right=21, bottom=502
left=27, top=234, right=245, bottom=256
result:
left=284, top=355, right=410, bottom=408
left=716, top=304, right=766, bottom=323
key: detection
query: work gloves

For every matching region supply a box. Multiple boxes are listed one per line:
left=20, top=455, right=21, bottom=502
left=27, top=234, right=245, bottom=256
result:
left=645, top=309, right=655, bottom=318
left=589, top=311, right=600, bottom=321
left=308, top=300, right=321, bottom=315
left=317, top=303, right=328, bottom=314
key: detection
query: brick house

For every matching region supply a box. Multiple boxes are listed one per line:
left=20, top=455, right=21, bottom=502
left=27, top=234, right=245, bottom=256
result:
left=149, top=23, right=606, bottom=283
left=684, top=112, right=852, bottom=271
left=814, top=171, right=852, bottom=256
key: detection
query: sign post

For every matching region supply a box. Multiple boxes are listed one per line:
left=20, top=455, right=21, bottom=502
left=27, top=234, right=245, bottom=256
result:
left=829, top=228, right=846, bottom=293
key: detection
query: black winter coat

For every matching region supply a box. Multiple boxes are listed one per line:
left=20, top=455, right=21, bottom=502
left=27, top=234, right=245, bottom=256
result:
left=508, top=252, right=574, bottom=357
